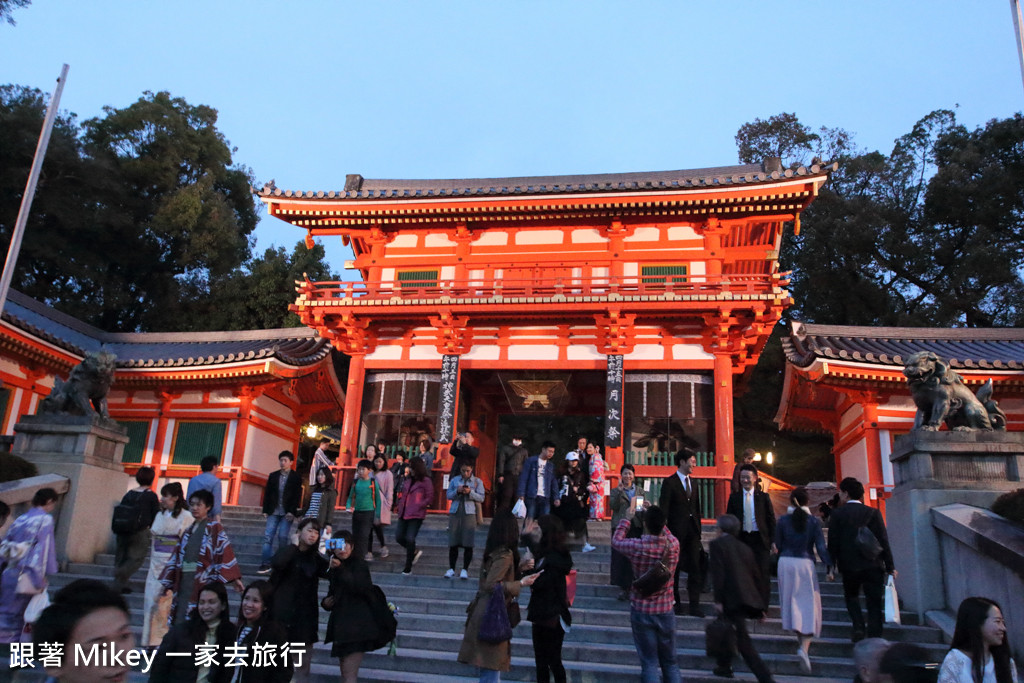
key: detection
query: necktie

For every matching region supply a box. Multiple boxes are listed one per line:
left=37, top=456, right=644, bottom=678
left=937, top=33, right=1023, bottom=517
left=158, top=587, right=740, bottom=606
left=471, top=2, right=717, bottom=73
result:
left=744, top=492, right=755, bottom=532
left=684, top=476, right=690, bottom=496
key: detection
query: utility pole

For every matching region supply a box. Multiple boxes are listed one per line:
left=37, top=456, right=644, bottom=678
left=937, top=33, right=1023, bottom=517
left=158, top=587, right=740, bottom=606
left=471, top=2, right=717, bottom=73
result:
left=1013, top=0, right=1024, bottom=95
left=0, top=64, right=70, bottom=311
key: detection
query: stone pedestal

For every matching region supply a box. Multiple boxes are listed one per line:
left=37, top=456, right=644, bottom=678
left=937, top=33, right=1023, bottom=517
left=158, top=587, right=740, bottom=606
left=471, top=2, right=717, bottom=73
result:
left=887, top=431, right=1024, bottom=618
left=13, top=415, right=130, bottom=564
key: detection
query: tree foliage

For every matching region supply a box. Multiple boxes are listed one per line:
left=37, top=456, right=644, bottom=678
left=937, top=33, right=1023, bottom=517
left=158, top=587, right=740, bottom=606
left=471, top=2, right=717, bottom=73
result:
left=0, top=0, right=30, bottom=25
left=734, top=110, right=1024, bottom=479
left=0, top=87, right=330, bottom=332
left=746, top=109, right=1024, bottom=328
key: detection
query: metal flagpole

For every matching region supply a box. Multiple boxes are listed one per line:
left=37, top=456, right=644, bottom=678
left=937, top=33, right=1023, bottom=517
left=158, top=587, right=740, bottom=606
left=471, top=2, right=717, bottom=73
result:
left=1013, top=0, right=1024, bottom=95
left=0, top=64, right=70, bottom=311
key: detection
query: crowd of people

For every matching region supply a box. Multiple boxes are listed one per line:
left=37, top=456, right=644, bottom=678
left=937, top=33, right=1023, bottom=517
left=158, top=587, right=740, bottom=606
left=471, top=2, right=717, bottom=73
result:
left=0, top=440, right=1020, bottom=683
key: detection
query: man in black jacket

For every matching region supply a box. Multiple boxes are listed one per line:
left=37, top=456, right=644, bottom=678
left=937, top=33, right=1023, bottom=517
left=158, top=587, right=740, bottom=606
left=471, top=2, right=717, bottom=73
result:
left=658, top=448, right=704, bottom=616
left=259, top=450, right=303, bottom=573
left=827, top=477, right=896, bottom=641
left=726, top=463, right=776, bottom=608
left=709, top=514, right=775, bottom=683
left=495, top=435, right=528, bottom=512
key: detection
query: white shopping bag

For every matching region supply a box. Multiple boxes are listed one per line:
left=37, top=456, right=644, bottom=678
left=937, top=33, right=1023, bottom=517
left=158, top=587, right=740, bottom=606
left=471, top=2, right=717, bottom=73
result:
left=884, top=574, right=901, bottom=624
left=511, top=499, right=527, bottom=519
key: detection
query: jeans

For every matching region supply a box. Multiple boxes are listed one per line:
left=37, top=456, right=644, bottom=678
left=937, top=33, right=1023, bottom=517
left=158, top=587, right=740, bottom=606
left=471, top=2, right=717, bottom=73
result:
left=842, top=566, right=886, bottom=637
left=630, top=611, right=680, bottom=683
left=478, top=667, right=501, bottom=683
left=525, top=495, right=550, bottom=520
left=261, top=513, right=291, bottom=565
left=395, top=517, right=424, bottom=571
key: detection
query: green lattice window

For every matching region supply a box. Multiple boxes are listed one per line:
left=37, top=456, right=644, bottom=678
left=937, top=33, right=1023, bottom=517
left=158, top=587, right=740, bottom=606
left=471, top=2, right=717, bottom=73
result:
left=171, top=422, right=226, bottom=466
left=641, top=265, right=688, bottom=284
left=398, top=270, right=439, bottom=289
left=119, top=421, right=150, bottom=465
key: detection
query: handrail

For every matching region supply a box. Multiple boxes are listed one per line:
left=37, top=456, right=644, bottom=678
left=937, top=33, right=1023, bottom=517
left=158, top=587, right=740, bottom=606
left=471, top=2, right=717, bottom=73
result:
left=295, top=272, right=789, bottom=303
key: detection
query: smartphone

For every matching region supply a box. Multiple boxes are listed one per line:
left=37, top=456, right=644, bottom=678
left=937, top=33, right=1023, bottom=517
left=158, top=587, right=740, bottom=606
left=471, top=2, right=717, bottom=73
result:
left=634, top=495, right=645, bottom=511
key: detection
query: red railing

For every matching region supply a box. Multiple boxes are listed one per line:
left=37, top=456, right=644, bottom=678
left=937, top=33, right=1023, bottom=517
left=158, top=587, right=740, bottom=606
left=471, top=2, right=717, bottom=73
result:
left=295, top=272, right=790, bottom=303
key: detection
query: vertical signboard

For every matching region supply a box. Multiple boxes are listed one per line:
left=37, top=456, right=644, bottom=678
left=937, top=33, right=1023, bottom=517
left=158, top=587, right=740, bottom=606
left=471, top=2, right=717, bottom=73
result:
left=605, top=354, right=624, bottom=449
left=437, top=354, right=460, bottom=444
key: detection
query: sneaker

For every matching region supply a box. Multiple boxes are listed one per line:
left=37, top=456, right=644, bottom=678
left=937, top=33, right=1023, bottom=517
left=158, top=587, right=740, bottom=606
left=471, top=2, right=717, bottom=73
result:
left=444, top=568, right=456, bottom=578
left=401, top=569, right=412, bottom=576
left=582, top=543, right=597, bottom=553
left=412, top=550, right=423, bottom=566
left=364, top=552, right=374, bottom=562
left=379, top=546, right=389, bottom=558
left=712, top=665, right=734, bottom=678
left=257, top=565, right=272, bottom=575
left=459, top=569, right=469, bottom=580
left=797, top=648, right=812, bottom=674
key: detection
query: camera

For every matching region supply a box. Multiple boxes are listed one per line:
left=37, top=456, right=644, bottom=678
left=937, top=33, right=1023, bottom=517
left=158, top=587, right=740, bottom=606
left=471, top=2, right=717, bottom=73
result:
left=324, top=538, right=346, bottom=552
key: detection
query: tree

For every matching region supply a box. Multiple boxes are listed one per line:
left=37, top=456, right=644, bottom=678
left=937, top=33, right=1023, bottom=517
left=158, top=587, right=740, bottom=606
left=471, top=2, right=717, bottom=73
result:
left=733, top=110, right=1024, bottom=482
left=0, top=88, right=262, bottom=331
left=0, top=0, right=30, bottom=25
left=164, top=241, right=339, bottom=332
left=82, top=91, right=258, bottom=330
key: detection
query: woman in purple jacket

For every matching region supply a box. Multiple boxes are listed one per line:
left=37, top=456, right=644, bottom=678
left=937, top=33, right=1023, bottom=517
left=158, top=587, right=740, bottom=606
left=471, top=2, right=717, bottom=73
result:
left=395, top=456, right=434, bottom=575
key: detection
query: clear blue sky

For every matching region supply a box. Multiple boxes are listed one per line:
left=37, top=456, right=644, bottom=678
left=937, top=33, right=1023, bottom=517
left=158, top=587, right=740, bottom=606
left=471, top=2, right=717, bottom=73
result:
left=2, top=1, right=1021, bottom=273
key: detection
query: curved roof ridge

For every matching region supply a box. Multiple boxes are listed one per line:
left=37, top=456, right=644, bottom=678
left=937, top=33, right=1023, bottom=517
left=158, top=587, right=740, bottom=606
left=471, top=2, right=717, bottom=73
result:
left=793, top=321, right=1024, bottom=341
left=259, top=162, right=837, bottom=199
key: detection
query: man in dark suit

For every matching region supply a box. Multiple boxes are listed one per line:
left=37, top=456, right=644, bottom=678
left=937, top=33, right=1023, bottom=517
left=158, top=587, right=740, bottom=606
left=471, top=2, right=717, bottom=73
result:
left=709, top=514, right=775, bottom=683
left=658, top=449, right=704, bottom=616
left=726, top=463, right=776, bottom=608
left=259, top=450, right=303, bottom=573
left=827, top=477, right=896, bottom=641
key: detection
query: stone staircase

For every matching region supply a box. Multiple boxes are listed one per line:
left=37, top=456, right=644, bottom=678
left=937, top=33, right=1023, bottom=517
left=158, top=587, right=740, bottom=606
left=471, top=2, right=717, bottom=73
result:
left=48, top=505, right=948, bottom=682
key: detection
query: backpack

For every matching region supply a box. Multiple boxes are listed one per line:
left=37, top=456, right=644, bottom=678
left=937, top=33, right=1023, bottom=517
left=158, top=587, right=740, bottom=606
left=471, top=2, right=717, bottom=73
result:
left=111, top=490, right=148, bottom=535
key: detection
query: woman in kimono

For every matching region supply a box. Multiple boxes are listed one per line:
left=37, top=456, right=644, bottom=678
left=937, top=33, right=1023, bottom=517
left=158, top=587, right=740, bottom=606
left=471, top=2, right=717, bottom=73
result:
left=586, top=441, right=609, bottom=521
left=159, top=488, right=244, bottom=626
left=0, top=488, right=59, bottom=643
left=144, top=482, right=194, bottom=645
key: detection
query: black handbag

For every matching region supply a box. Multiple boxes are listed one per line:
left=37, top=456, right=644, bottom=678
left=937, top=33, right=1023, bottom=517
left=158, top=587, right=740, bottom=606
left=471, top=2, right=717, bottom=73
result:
left=632, top=544, right=672, bottom=597
left=705, top=616, right=737, bottom=659
left=855, top=524, right=883, bottom=561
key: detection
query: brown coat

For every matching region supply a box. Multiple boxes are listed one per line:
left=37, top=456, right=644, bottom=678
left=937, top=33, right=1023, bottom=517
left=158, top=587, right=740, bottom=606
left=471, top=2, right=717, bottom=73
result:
left=457, top=548, right=522, bottom=672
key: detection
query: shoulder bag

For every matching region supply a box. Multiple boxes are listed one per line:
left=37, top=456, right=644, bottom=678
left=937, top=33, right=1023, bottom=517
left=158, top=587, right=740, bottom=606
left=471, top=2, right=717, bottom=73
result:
left=478, top=582, right=513, bottom=643
left=632, top=542, right=672, bottom=597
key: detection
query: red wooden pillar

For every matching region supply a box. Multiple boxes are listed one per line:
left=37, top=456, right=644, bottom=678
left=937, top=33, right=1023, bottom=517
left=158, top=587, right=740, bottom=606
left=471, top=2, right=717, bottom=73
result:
left=340, top=353, right=366, bottom=466
left=862, top=402, right=885, bottom=512
left=713, top=352, right=735, bottom=516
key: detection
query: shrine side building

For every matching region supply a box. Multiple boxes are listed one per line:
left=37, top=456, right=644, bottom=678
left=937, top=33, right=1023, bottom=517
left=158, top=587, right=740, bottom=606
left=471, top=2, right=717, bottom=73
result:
left=261, top=161, right=834, bottom=513
left=776, top=322, right=1024, bottom=512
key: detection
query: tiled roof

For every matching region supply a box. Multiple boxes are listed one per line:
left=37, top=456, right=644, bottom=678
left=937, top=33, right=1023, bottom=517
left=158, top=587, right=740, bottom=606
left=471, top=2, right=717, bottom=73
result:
left=1, top=290, right=331, bottom=368
left=257, top=161, right=836, bottom=201
left=783, top=321, right=1024, bottom=371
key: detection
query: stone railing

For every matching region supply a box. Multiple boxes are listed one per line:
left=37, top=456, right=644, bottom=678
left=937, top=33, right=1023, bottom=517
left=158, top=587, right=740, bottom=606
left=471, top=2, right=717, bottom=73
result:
left=931, top=503, right=1024, bottom=663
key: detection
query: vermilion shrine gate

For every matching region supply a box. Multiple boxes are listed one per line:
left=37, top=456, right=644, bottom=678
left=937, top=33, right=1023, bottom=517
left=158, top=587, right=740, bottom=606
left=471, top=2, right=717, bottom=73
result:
left=260, top=161, right=834, bottom=513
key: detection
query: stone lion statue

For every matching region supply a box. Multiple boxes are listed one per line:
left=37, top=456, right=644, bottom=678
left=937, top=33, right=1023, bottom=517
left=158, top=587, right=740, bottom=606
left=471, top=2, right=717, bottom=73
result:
left=39, top=351, right=117, bottom=419
left=903, top=351, right=1006, bottom=431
